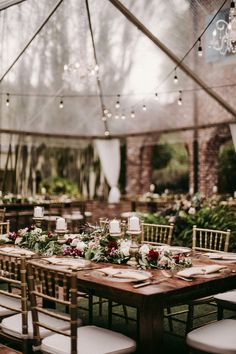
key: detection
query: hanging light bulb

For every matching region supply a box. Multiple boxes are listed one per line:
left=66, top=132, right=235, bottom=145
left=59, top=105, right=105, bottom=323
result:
left=94, top=64, right=99, bottom=72
left=74, top=62, right=80, bottom=69
left=130, top=111, right=135, bottom=118
left=104, top=108, right=108, bottom=115
left=121, top=114, right=126, bottom=120
left=104, top=130, right=110, bottom=136
left=198, top=38, right=203, bottom=57
left=115, top=94, right=120, bottom=109
left=102, top=116, right=107, bottom=121
left=6, top=93, right=10, bottom=107
left=59, top=98, right=64, bottom=109
left=64, top=64, right=69, bottom=71
left=114, top=114, right=119, bottom=119
left=174, top=69, right=178, bottom=84
left=178, top=90, right=182, bottom=106
left=107, top=112, right=112, bottom=118
left=142, top=104, right=147, bottom=111
left=155, top=92, right=159, bottom=100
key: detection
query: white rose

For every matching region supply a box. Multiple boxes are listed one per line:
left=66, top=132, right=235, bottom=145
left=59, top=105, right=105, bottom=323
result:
left=76, top=241, right=87, bottom=251
left=120, top=240, right=131, bottom=257
left=71, top=238, right=79, bottom=247
left=15, top=237, right=22, bottom=245
left=139, top=244, right=150, bottom=255
left=188, top=207, right=196, bottom=215
left=39, top=235, right=46, bottom=242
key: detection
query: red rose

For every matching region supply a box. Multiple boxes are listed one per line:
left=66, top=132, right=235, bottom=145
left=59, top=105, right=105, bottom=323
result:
left=147, top=249, right=159, bottom=262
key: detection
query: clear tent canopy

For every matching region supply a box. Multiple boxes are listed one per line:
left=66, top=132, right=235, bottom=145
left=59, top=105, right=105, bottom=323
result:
left=0, top=0, right=235, bottom=145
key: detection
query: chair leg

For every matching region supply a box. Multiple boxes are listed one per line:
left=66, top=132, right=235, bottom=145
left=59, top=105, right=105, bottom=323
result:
left=166, top=306, right=174, bottom=332
left=99, top=297, right=103, bottom=316
left=217, top=304, right=224, bottom=320
left=108, top=300, right=113, bottom=329
left=88, top=294, right=93, bottom=324
left=122, top=305, right=129, bottom=324
left=186, top=304, right=194, bottom=334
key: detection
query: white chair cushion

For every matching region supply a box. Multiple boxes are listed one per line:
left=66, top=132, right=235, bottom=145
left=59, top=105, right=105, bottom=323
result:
left=1, top=309, right=82, bottom=339
left=186, top=319, right=236, bottom=354
left=41, top=325, right=136, bottom=354
left=0, top=294, right=21, bottom=316
left=214, top=290, right=236, bottom=305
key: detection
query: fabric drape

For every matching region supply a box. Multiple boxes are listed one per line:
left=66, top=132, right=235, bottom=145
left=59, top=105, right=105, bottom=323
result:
left=95, top=139, right=121, bottom=203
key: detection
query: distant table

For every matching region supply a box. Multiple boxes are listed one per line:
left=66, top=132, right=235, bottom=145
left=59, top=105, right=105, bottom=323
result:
left=29, top=255, right=236, bottom=354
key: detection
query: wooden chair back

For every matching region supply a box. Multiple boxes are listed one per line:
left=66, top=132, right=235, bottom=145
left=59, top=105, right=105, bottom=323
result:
left=141, top=223, right=174, bottom=245
left=0, top=220, right=10, bottom=236
left=28, top=262, right=78, bottom=354
left=0, top=208, right=6, bottom=222
left=192, top=225, right=231, bottom=253
left=48, top=202, right=63, bottom=216
left=0, top=253, right=28, bottom=335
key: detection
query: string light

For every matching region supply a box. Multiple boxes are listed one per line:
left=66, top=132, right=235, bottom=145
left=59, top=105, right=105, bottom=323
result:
left=102, top=116, right=107, bottom=121
left=114, top=114, right=119, bottom=119
left=94, top=64, right=99, bottom=72
left=59, top=97, right=64, bottom=109
left=107, top=112, right=112, bottom=118
left=155, top=92, right=159, bottom=100
left=130, top=111, right=135, bottom=118
left=174, top=69, right=178, bottom=84
left=6, top=93, right=10, bottom=107
left=178, top=90, right=182, bottom=106
left=142, top=104, right=147, bottom=111
left=115, top=94, right=120, bottom=109
left=103, top=108, right=108, bottom=115
left=121, top=114, right=126, bottom=120
left=198, top=38, right=203, bottom=57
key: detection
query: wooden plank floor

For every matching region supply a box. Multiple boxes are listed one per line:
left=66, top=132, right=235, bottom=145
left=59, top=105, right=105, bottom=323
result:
left=0, top=344, right=21, bottom=354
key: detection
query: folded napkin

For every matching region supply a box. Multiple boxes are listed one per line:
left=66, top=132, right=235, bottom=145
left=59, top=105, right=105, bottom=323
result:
left=98, top=267, right=150, bottom=281
left=205, top=252, right=236, bottom=260
left=0, top=247, right=35, bottom=255
left=177, top=264, right=226, bottom=278
left=44, top=257, right=90, bottom=267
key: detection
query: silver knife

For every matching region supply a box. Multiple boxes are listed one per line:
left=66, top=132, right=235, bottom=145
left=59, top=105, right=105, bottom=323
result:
left=133, top=278, right=167, bottom=288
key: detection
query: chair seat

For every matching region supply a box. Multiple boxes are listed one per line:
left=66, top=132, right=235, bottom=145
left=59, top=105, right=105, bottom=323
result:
left=186, top=319, right=236, bottom=354
left=1, top=309, right=82, bottom=339
left=0, top=294, right=21, bottom=316
left=41, top=325, right=136, bottom=354
left=214, top=290, right=236, bottom=306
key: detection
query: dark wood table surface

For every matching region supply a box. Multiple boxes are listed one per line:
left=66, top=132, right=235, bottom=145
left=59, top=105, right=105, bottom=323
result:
left=28, top=254, right=236, bottom=354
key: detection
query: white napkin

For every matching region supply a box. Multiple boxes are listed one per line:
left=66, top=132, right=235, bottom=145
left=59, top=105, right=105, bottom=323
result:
left=177, top=265, right=226, bottom=278
left=98, top=267, right=150, bottom=281
left=44, top=257, right=90, bottom=267
left=0, top=247, right=35, bottom=255
left=205, top=252, right=236, bottom=260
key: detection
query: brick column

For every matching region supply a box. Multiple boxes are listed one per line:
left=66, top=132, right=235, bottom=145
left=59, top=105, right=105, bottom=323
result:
left=126, top=137, right=154, bottom=198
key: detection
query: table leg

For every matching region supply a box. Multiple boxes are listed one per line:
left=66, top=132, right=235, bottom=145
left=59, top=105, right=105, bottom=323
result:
left=138, top=299, right=164, bottom=354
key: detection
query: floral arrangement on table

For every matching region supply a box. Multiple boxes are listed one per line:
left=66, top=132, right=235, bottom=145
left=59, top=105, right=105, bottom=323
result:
left=6, top=225, right=192, bottom=270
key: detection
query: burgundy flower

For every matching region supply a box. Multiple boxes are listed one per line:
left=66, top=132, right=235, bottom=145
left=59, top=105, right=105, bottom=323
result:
left=65, top=238, right=73, bottom=245
left=108, top=240, right=118, bottom=251
left=172, top=255, right=180, bottom=264
left=63, top=247, right=82, bottom=257
left=147, top=249, right=159, bottom=262
left=48, top=231, right=53, bottom=238
left=8, top=232, right=18, bottom=242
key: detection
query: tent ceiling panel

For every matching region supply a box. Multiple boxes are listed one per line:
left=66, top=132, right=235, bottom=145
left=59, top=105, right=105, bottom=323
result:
left=0, top=0, right=234, bottom=138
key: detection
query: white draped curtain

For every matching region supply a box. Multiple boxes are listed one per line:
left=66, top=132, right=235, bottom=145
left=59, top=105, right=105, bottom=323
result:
left=95, top=139, right=121, bottom=203
left=230, top=124, right=236, bottom=152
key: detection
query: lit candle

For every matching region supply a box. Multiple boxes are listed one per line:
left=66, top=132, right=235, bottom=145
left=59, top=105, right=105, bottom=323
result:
left=234, top=191, right=236, bottom=199
left=109, top=219, right=121, bottom=234
left=128, top=216, right=140, bottom=232
left=213, top=185, right=218, bottom=193
left=34, top=206, right=44, bottom=218
left=56, top=217, right=66, bottom=230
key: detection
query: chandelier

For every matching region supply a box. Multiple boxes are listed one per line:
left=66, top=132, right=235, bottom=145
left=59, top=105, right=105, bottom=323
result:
left=210, top=0, right=236, bottom=55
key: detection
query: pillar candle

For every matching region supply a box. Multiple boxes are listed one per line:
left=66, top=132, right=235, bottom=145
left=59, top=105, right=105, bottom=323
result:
left=234, top=191, right=236, bottom=199
left=128, top=216, right=140, bottom=232
left=109, top=219, right=121, bottom=234
left=34, top=206, right=44, bottom=218
left=213, top=185, right=218, bottom=193
left=56, top=217, right=66, bottom=230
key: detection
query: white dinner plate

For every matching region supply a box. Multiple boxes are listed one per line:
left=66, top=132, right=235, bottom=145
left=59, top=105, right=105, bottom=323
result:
left=90, top=268, right=152, bottom=283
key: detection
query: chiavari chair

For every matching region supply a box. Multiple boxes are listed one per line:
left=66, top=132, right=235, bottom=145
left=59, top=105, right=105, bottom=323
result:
left=0, top=208, right=6, bottom=222
left=28, top=262, right=136, bottom=354
left=141, top=222, right=174, bottom=245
